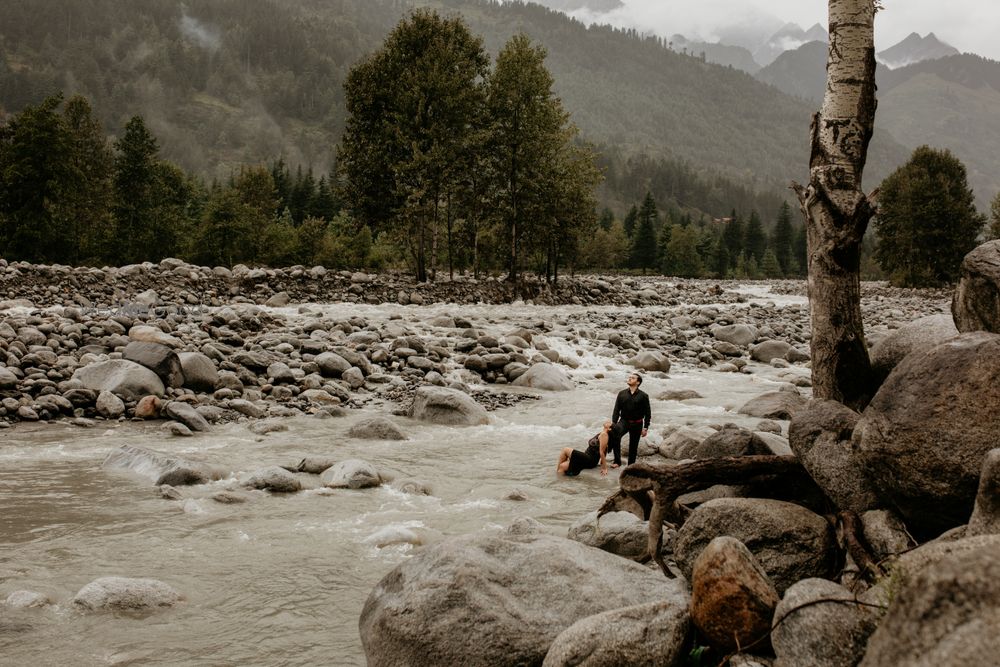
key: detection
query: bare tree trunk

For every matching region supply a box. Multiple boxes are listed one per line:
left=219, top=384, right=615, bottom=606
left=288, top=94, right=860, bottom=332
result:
left=792, top=0, right=879, bottom=411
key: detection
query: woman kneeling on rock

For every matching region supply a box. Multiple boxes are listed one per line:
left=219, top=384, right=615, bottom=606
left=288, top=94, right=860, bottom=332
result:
left=556, top=421, right=612, bottom=477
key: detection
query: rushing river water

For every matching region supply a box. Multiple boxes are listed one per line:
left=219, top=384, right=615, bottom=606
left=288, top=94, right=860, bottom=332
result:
left=1, top=292, right=809, bottom=666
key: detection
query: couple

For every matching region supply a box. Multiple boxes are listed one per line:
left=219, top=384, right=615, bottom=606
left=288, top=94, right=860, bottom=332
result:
left=556, top=373, right=651, bottom=477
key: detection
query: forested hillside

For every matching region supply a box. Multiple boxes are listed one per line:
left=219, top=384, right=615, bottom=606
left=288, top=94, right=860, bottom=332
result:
left=0, top=0, right=909, bottom=208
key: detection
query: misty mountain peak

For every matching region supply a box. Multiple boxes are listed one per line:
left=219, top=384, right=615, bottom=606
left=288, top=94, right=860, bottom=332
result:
left=878, top=32, right=959, bottom=69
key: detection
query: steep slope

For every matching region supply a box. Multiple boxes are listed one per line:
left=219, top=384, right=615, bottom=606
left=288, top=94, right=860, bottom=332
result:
left=878, top=32, right=959, bottom=69
left=0, top=0, right=908, bottom=196
left=755, top=41, right=827, bottom=103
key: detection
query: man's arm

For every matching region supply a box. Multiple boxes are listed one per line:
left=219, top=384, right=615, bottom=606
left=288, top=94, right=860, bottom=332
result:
left=611, top=391, right=622, bottom=423
left=642, top=392, right=651, bottom=429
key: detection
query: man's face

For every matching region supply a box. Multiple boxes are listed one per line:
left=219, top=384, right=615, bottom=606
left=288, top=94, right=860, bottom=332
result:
left=627, top=374, right=639, bottom=389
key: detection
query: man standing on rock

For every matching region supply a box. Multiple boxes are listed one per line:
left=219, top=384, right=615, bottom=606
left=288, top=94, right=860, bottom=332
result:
left=610, top=373, right=651, bottom=467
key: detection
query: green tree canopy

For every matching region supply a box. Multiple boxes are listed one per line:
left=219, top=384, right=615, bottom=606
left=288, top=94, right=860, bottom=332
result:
left=874, top=145, right=985, bottom=286
left=771, top=201, right=795, bottom=275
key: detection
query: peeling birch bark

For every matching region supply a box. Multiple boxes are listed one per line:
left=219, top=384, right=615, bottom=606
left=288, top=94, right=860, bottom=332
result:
left=792, top=0, right=879, bottom=411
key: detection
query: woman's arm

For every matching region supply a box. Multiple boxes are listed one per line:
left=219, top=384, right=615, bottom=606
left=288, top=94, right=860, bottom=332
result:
left=599, top=431, right=609, bottom=476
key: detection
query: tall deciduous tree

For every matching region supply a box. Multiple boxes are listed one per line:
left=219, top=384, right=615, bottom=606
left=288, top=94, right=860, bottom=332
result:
left=487, top=33, right=569, bottom=282
left=792, top=0, right=879, bottom=410
left=339, top=9, right=489, bottom=282
left=873, top=145, right=985, bottom=286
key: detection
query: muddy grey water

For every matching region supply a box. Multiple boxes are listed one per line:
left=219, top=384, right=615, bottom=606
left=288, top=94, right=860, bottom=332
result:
left=1, top=291, right=809, bottom=666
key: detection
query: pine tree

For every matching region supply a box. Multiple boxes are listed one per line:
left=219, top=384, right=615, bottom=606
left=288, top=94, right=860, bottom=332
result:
left=722, top=210, right=744, bottom=261
left=622, top=204, right=638, bottom=238
left=714, top=234, right=730, bottom=278
left=630, top=192, right=659, bottom=271
left=874, top=145, right=985, bottom=286
left=744, top=210, right=766, bottom=264
left=113, top=115, right=160, bottom=264
left=761, top=248, right=783, bottom=278
left=598, top=207, right=614, bottom=231
left=772, top=201, right=795, bottom=275
left=989, top=191, right=1000, bottom=240
left=0, top=95, right=75, bottom=263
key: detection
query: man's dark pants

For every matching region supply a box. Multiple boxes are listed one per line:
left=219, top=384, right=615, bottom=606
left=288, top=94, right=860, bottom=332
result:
left=610, top=421, right=643, bottom=466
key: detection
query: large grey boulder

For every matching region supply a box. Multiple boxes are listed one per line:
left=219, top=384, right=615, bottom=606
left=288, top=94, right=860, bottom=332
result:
left=628, top=351, right=671, bottom=373
left=123, top=341, right=183, bottom=388
left=347, top=416, right=408, bottom=441
left=177, top=352, right=218, bottom=392
left=860, top=541, right=1000, bottom=667
left=359, top=526, right=689, bottom=667
left=772, top=578, right=878, bottom=667
left=671, top=423, right=771, bottom=460
left=788, top=400, right=879, bottom=513
left=320, top=459, right=381, bottom=489
left=128, top=325, right=181, bottom=348
left=95, top=391, right=125, bottom=419
left=72, top=360, right=165, bottom=400
left=73, top=576, right=182, bottom=612
left=542, top=599, right=689, bottom=667
left=675, top=498, right=836, bottom=594
left=510, top=363, right=574, bottom=391
left=951, top=239, right=1000, bottom=333
left=738, top=390, right=807, bottom=421
left=751, top=340, right=792, bottom=363
left=566, top=511, right=649, bottom=560
left=853, top=332, right=1000, bottom=539
left=968, top=448, right=1000, bottom=536
left=315, top=352, right=352, bottom=377
left=409, top=386, right=489, bottom=426
left=102, top=444, right=225, bottom=486
left=163, top=401, right=210, bottom=432
left=713, top=324, right=758, bottom=347
left=246, top=466, right=302, bottom=493
left=869, top=314, right=957, bottom=382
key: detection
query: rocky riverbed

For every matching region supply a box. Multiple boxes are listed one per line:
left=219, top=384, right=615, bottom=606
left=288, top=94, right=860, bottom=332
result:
left=0, top=257, right=950, bottom=429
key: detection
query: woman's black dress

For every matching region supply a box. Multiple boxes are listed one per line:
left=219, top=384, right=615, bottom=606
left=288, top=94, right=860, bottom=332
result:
left=565, top=433, right=602, bottom=476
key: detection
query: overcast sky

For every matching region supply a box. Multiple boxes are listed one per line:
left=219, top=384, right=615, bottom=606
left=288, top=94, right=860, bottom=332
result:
left=564, top=1, right=1000, bottom=61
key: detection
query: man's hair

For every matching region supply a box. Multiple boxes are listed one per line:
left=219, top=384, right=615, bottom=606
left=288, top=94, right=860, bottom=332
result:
left=631, top=373, right=643, bottom=385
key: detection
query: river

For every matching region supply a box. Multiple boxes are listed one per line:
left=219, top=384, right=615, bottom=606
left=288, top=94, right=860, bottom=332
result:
left=1, top=291, right=808, bottom=666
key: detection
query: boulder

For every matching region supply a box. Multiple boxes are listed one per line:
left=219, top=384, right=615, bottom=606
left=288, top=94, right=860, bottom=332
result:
left=658, top=425, right=717, bottom=459
left=860, top=509, right=915, bottom=562
left=853, top=332, right=1000, bottom=539
left=177, top=352, right=218, bottom=393
left=347, top=416, right=408, bottom=441
left=657, top=389, right=703, bottom=401
left=675, top=498, right=836, bottom=594
left=751, top=340, right=792, bottom=363
left=127, top=325, right=181, bottom=348
left=246, top=466, right=302, bottom=493
left=359, top=527, right=688, bottom=667
left=95, top=391, right=125, bottom=419
left=102, top=444, right=224, bottom=486
left=72, top=576, right=182, bottom=612
left=869, top=314, right=957, bottom=382
left=671, top=423, right=771, bottom=460
left=738, top=390, right=807, bottom=421
left=315, top=352, right=352, bottom=377
left=690, top=536, right=779, bottom=655
left=163, top=401, right=211, bottom=432
left=542, top=599, right=689, bottom=667
left=0, top=367, right=17, bottom=389
left=4, top=590, right=51, bottom=609
left=788, top=400, right=879, bottom=513
left=713, top=323, right=758, bottom=347
left=134, top=395, right=162, bottom=419
left=123, top=341, right=183, bottom=388
left=951, top=239, right=1000, bottom=333
left=320, top=459, right=381, bottom=489
left=510, top=363, right=574, bottom=391
left=860, top=542, right=1000, bottom=667
left=566, top=511, right=649, bottom=560
left=72, top=360, right=165, bottom=400
left=772, top=578, right=878, bottom=667
left=967, top=448, right=1000, bottom=537
left=628, top=351, right=671, bottom=373
left=409, top=386, right=489, bottom=426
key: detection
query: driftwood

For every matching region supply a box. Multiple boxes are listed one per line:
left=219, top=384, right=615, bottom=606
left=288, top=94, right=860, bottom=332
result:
left=598, top=456, right=813, bottom=577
